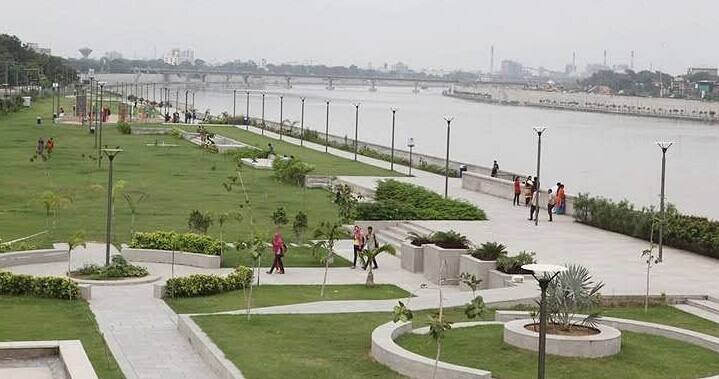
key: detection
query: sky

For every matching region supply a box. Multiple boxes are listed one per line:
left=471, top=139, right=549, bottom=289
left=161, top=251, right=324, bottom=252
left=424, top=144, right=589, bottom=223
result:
left=2, top=0, right=717, bottom=74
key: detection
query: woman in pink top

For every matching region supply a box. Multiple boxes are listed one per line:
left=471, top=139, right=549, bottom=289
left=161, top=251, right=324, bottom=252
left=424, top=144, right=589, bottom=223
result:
left=267, top=229, right=286, bottom=274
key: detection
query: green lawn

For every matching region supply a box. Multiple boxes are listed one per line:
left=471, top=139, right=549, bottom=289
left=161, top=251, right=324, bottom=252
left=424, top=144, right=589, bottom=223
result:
left=397, top=325, right=719, bottom=379
left=221, top=245, right=351, bottom=268
left=601, top=305, right=719, bottom=338
left=0, top=296, right=124, bottom=379
left=0, top=98, right=393, bottom=244
left=166, top=284, right=410, bottom=314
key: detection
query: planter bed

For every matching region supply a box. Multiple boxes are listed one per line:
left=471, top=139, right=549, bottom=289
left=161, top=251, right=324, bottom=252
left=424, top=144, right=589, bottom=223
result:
left=121, top=248, right=221, bottom=269
left=400, top=242, right=424, bottom=273
left=422, top=244, right=469, bottom=285
left=503, top=318, right=622, bottom=358
left=458, top=255, right=496, bottom=290
left=487, top=269, right=534, bottom=289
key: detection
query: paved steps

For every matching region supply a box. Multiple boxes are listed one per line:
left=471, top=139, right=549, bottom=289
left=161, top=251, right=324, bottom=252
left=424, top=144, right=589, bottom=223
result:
left=376, top=228, right=406, bottom=247
left=686, top=299, right=719, bottom=316
left=673, top=304, right=719, bottom=324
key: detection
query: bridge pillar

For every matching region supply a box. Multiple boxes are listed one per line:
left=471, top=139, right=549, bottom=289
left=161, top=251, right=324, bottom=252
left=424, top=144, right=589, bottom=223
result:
left=285, top=77, right=292, bottom=89
left=413, top=81, right=420, bottom=94
left=243, top=74, right=250, bottom=88
left=326, top=78, right=335, bottom=91
left=369, top=79, right=377, bottom=92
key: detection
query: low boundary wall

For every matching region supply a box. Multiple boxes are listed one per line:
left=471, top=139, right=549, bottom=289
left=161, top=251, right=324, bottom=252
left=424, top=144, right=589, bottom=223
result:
left=177, top=315, right=245, bottom=379
left=121, top=248, right=220, bottom=268
left=0, top=248, right=66, bottom=268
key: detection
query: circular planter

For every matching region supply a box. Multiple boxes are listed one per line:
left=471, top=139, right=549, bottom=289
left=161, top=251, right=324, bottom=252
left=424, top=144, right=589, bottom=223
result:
left=70, top=275, right=161, bottom=286
left=503, top=319, right=621, bottom=358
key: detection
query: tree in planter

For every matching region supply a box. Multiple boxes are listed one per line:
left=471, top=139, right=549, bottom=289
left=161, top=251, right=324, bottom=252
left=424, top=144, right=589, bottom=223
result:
left=332, top=183, right=362, bottom=223
left=67, top=231, right=87, bottom=276
left=545, top=264, right=604, bottom=331
left=271, top=207, right=289, bottom=228
left=360, top=244, right=396, bottom=287
left=311, top=222, right=343, bottom=297
left=188, top=210, right=213, bottom=234
left=292, top=211, right=308, bottom=242
left=122, top=190, right=148, bottom=237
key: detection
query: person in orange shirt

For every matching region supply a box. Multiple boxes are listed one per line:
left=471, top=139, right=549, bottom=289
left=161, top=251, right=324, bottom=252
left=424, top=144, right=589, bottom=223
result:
left=556, top=184, right=566, bottom=215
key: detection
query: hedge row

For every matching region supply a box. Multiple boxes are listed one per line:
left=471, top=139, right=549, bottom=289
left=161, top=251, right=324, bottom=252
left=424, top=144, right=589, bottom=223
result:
left=164, top=266, right=253, bottom=298
left=0, top=272, right=80, bottom=300
left=356, top=180, right=486, bottom=221
left=129, top=231, right=223, bottom=255
left=574, top=194, right=719, bottom=260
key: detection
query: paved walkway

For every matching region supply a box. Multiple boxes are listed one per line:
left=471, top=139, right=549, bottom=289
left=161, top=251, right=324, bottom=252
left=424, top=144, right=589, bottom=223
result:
left=236, top=124, right=719, bottom=298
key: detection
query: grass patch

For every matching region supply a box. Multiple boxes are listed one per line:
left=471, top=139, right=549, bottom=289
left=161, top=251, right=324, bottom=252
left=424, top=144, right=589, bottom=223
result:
left=601, top=304, right=719, bottom=338
left=397, top=324, right=719, bottom=379
left=166, top=284, right=410, bottom=314
left=221, top=245, right=350, bottom=268
left=0, top=296, right=124, bottom=379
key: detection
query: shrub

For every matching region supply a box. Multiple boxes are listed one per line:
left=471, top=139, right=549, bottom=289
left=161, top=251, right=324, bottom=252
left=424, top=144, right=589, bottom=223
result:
left=292, top=211, right=308, bottom=241
left=223, top=147, right=269, bottom=162
left=546, top=264, right=604, bottom=330
left=429, top=230, right=471, bottom=249
left=0, top=240, right=39, bottom=253
left=407, top=231, right=433, bottom=246
left=355, top=180, right=485, bottom=221
left=496, top=251, right=536, bottom=274
left=272, top=157, right=314, bottom=185
left=117, top=121, right=132, bottom=134
left=574, top=193, right=719, bottom=260
left=164, top=266, right=252, bottom=298
left=0, top=272, right=80, bottom=300
left=74, top=256, right=148, bottom=279
left=188, top=210, right=213, bottom=234
left=129, top=231, right=222, bottom=255
left=470, top=242, right=508, bottom=261
left=271, top=207, right=289, bottom=226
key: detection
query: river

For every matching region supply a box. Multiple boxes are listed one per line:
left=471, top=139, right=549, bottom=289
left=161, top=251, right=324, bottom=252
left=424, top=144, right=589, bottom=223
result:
left=95, top=74, right=719, bottom=220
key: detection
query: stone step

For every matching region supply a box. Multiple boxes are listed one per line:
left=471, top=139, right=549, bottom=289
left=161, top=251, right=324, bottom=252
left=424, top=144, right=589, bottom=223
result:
left=686, top=299, right=719, bottom=316
left=376, top=229, right=404, bottom=248
left=395, top=222, right=434, bottom=237
left=673, top=304, right=719, bottom=324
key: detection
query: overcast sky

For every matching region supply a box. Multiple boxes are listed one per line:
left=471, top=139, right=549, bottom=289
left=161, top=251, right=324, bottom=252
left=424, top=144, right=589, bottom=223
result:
left=2, top=0, right=717, bottom=74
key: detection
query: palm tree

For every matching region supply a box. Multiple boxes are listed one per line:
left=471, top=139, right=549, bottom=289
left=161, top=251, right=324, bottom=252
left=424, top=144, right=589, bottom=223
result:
left=361, top=244, right=396, bottom=287
left=67, top=231, right=87, bottom=276
left=311, top=222, right=343, bottom=297
left=122, top=190, right=147, bottom=237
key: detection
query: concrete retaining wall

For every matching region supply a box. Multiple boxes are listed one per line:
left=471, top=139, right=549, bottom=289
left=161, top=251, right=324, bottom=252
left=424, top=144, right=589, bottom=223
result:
left=462, top=171, right=576, bottom=216
left=488, top=269, right=533, bottom=289
left=0, top=340, right=98, bottom=379
left=400, top=243, right=424, bottom=273
left=458, top=255, right=496, bottom=290
left=422, top=244, right=468, bottom=285
left=121, top=248, right=220, bottom=268
left=503, top=319, right=622, bottom=358
left=0, top=248, right=66, bottom=268
left=177, top=315, right=245, bottom=379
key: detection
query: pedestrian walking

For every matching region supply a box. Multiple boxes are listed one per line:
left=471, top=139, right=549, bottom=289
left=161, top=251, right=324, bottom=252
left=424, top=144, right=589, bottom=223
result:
left=46, top=138, right=55, bottom=155
left=36, top=138, right=45, bottom=155
left=556, top=184, right=566, bottom=215
left=513, top=176, right=521, bottom=206
left=491, top=160, right=499, bottom=177
left=351, top=225, right=365, bottom=269
left=529, top=185, right=539, bottom=221
left=524, top=176, right=534, bottom=206
left=362, top=226, right=379, bottom=270
left=267, top=229, right=286, bottom=274
left=547, top=188, right=556, bottom=222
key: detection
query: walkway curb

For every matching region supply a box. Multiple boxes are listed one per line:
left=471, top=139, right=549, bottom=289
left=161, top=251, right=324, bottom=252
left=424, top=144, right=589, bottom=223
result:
left=177, top=315, right=245, bottom=379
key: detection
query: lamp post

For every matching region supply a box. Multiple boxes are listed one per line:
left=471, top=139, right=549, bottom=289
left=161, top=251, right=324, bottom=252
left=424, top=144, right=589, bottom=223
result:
left=390, top=108, right=398, bottom=171
left=324, top=100, right=330, bottom=152
left=522, top=264, right=567, bottom=379
left=102, top=147, right=123, bottom=266
left=443, top=116, right=454, bottom=199
left=533, top=127, right=547, bottom=226
left=191, top=91, right=195, bottom=112
left=89, top=77, right=95, bottom=141
left=175, top=90, right=178, bottom=117
left=97, top=82, right=106, bottom=168
left=261, top=92, right=266, bottom=135
left=353, top=103, right=360, bottom=160
left=279, top=95, right=284, bottom=140
left=245, top=90, right=250, bottom=129
left=152, top=82, right=156, bottom=102
left=656, top=141, right=673, bottom=262
left=184, top=90, right=189, bottom=114
left=233, top=89, right=237, bottom=119
left=407, top=137, right=415, bottom=176
left=300, top=97, right=305, bottom=146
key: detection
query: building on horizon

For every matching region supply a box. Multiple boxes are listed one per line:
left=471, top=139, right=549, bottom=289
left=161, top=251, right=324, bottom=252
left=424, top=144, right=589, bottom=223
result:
left=687, top=67, right=718, bottom=77
left=104, top=51, right=123, bottom=60
left=500, top=60, right=523, bottom=78
left=27, top=42, right=51, bottom=55
left=391, top=61, right=410, bottom=74
left=163, top=48, right=195, bottom=65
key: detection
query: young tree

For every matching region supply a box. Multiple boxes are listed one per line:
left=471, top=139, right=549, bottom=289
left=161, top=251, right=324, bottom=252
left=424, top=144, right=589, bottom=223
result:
left=459, top=273, right=486, bottom=319
left=641, top=219, right=659, bottom=313
left=361, top=244, right=396, bottom=287
left=237, top=237, right=267, bottom=319
left=38, top=191, right=71, bottom=228
left=292, top=211, right=308, bottom=242
left=217, top=211, right=242, bottom=265
left=428, top=260, right=452, bottom=379
left=331, top=184, right=361, bottom=223
left=271, top=207, right=289, bottom=227
left=122, top=190, right=148, bottom=237
left=67, top=231, right=87, bottom=276
left=188, top=210, right=213, bottom=234
left=311, top=222, right=343, bottom=297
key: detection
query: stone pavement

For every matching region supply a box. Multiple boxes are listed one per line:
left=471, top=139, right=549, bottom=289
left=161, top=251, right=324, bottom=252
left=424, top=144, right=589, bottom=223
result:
left=238, top=123, right=719, bottom=298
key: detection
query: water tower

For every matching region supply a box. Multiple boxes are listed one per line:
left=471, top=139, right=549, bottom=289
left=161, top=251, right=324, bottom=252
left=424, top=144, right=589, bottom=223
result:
left=79, top=47, right=93, bottom=59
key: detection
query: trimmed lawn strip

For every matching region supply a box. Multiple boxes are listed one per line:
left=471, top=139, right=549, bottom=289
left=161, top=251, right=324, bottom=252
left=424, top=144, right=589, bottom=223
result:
left=221, top=245, right=350, bottom=268
left=166, top=284, right=410, bottom=314
left=0, top=296, right=124, bottom=379
left=397, top=325, right=719, bottom=379
left=601, top=304, right=719, bottom=337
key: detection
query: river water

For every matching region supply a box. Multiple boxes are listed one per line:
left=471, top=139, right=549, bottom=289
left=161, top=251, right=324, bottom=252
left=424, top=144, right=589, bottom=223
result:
left=96, top=74, right=719, bottom=219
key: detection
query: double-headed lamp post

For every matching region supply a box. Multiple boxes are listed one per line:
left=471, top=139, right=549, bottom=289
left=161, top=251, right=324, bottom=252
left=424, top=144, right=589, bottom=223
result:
left=443, top=116, right=454, bottom=199
left=97, top=81, right=107, bottom=168
left=102, top=147, right=123, bottom=266
left=324, top=100, right=331, bottom=152
left=245, top=91, right=250, bottom=129
left=232, top=89, right=237, bottom=118
left=353, top=103, right=360, bottom=160
left=390, top=108, right=398, bottom=171
left=522, top=263, right=567, bottom=379
left=279, top=95, right=284, bottom=140
left=656, top=141, right=673, bottom=262
left=300, top=97, right=306, bottom=146
left=261, top=93, right=266, bottom=135
left=407, top=137, right=415, bottom=176
left=533, top=126, right=547, bottom=226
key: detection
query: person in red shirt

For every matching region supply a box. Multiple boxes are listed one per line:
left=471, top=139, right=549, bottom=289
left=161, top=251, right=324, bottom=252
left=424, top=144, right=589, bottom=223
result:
left=513, top=176, right=521, bottom=206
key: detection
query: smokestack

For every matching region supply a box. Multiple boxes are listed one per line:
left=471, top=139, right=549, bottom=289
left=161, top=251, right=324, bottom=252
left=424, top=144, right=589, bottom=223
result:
left=490, top=45, right=494, bottom=73
left=630, top=50, right=635, bottom=70
left=603, top=49, right=607, bottom=66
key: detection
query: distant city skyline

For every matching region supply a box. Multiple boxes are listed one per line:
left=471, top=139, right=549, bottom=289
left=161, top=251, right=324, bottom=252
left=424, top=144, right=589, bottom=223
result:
left=2, top=0, right=718, bottom=75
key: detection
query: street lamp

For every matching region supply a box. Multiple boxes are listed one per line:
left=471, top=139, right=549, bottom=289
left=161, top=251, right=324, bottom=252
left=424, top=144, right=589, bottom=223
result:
left=97, top=81, right=106, bottom=168
left=533, top=126, right=547, bottom=226
left=353, top=103, right=360, bottom=160
left=279, top=95, right=284, bottom=140
left=522, top=263, right=567, bottom=379
left=261, top=92, right=266, bottom=135
left=185, top=89, right=189, bottom=114
left=325, top=100, right=331, bottom=152
left=656, top=141, right=673, bottom=262
left=102, top=147, right=123, bottom=266
left=232, top=89, right=236, bottom=119
left=443, top=116, right=454, bottom=199
left=407, top=137, right=415, bottom=176
left=300, top=97, right=305, bottom=146
left=391, top=108, right=398, bottom=171
left=245, top=90, right=250, bottom=129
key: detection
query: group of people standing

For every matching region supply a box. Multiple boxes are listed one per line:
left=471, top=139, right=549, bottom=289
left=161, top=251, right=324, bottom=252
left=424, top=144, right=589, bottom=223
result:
left=513, top=176, right=567, bottom=222
left=352, top=225, right=379, bottom=270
